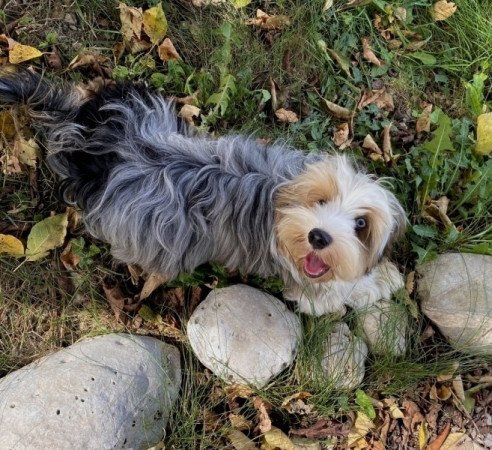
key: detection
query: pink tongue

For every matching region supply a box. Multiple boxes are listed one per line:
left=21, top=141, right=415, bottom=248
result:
left=303, top=252, right=330, bottom=278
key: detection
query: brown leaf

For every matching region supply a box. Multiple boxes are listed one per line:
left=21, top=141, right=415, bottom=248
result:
left=118, top=2, right=152, bottom=53
left=158, top=38, right=181, bottom=62
left=0, top=111, right=17, bottom=139
left=432, top=1, right=457, bottom=21
left=405, top=271, right=415, bottom=295
left=423, top=196, right=453, bottom=228
left=229, top=413, right=254, bottom=431
left=179, top=104, right=201, bottom=125
left=252, top=396, right=272, bottom=433
left=290, top=418, right=350, bottom=439
left=402, top=400, right=424, bottom=431
left=358, top=88, right=394, bottom=111
left=362, top=37, right=382, bottom=66
left=281, top=391, right=313, bottom=415
left=261, top=426, right=294, bottom=450
left=246, top=9, right=291, bottom=30
left=45, top=47, right=62, bottom=69
left=275, top=108, right=298, bottom=123
left=227, top=429, right=257, bottom=450
left=127, top=264, right=143, bottom=285
left=60, top=240, right=81, bottom=271
left=102, top=282, right=128, bottom=322
left=140, top=272, right=167, bottom=300
left=68, top=52, right=111, bottom=76
left=0, top=154, right=22, bottom=174
left=333, top=122, right=352, bottom=149
left=416, top=103, right=433, bottom=133
left=382, top=124, right=392, bottom=163
left=363, top=134, right=383, bottom=161
left=113, top=41, right=125, bottom=63
left=322, top=98, right=352, bottom=120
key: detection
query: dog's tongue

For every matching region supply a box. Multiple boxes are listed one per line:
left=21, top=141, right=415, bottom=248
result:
left=303, top=252, right=330, bottom=278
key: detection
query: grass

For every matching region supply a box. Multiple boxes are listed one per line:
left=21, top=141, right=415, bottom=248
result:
left=0, top=0, right=491, bottom=447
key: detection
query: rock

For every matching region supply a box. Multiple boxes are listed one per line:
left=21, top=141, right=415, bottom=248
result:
left=0, top=334, right=181, bottom=450
left=187, top=284, right=301, bottom=388
left=320, top=323, right=368, bottom=390
left=356, top=299, right=408, bottom=356
left=417, top=253, right=492, bottom=353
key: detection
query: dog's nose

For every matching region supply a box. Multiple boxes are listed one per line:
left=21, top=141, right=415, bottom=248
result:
left=308, top=228, right=333, bottom=249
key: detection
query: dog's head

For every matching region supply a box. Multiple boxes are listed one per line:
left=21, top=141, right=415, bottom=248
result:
left=275, top=155, right=406, bottom=283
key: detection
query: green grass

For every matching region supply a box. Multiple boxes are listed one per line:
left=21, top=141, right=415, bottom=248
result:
left=0, top=0, right=491, bottom=447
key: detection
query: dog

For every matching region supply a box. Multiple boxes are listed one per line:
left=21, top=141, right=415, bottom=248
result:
left=0, top=68, right=406, bottom=316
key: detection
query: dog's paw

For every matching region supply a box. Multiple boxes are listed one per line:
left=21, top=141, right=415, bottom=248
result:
left=373, top=259, right=405, bottom=299
left=284, top=285, right=347, bottom=317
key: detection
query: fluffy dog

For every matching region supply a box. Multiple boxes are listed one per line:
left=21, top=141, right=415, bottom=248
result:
left=0, top=68, right=406, bottom=315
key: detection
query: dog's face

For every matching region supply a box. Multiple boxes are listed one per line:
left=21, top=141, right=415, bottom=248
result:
left=275, top=156, right=406, bottom=283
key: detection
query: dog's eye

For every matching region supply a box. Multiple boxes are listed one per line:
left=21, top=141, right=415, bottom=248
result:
left=355, top=217, right=367, bottom=230
left=317, top=199, right=327, bottom=206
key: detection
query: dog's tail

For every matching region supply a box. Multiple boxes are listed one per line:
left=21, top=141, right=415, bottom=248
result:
left=0, top=67, right=129, bottom=208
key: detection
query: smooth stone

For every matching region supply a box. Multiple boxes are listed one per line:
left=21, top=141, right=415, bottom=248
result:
left=187, top=284, right=301, bottom=388
left=0, top=333, right=181, bottom=450
left=417, top=253, right=492, bottom=354
left=321, top=323, right=368, bottom=390
left=356, top=299, right=408, bottom=356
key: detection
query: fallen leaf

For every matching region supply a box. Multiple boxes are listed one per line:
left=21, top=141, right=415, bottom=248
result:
left=426, top=423, right=451, bottom=450
left=246, top=9, right=291, bottom=30
left=355, top=389, right=376, bottom=420
left=476, top=112, right=492, bottom=155
left=253, top=396, right=271, bottom=433
left=423, top=196, right=453, bottom=228
left=261, top=426, right=294, bottom=450
left=13, top=136, right=39, bottom=168
left=103, top=282, right=128, bottom=322
left=158, top=37, right=180, bottom=61
left=60, top=240, right=81, bottom=271
left=140, top=272, right=167, bottom=300
left=326, top=47, right=351, bottom=76
left=228, top=429, right=257, bottom=450
left=25, top=213, right=68, bottom=261
left=333, top=123, right=351, bottom=149
left=323, top=0, right=334, bottom=11
left=382, top=124, right=392, bottom=163
left=229, top=413, right=254, bottom=431
left=0, top=34, right=19, bottom=50
left=362, top=134, right=383, bottom=161
left=440, top=432, right=466, bottom=450
left=46, top=47, right=62, bottom=69
left=290, top=418, right=350, bottom=439
left=432, top=1, right=457, bottom=21
left=0, top=111, right=17, bottom=139
left=437, top=362, right=460, bottom=382
left=452, top=374, right=465, bottom=402
left=281, top=391, right=313, bottom=415
left=358, top=88, right=394, bottom=111
left=142, top=3, right=168, bottom=45
left=416, top=103, right=433, bottom=133
left=275, top=108, right=298, bottom=123
left=0, top=154, right=22, bottom=174
left=9, top=44, right=43, bottom=64
left=347, top=412, right=375, bottom=446
left=230, top=0, right=252, bottom=8
left=405, top=271, right=415, bottom=294
left=118, top=2, right=152, bottom=53
left=402, top=400, right=425, bottom=431
left=383, top=398, right=405, bottom=419
left=0, top=234, right=24, bottom=257
left=179, top=104, right=201, bottom=125
left=361, top=37, right=382, bottom=66
left=321, top=98, right=352, bottom=120
left=418, top=422, right=428, bottom=450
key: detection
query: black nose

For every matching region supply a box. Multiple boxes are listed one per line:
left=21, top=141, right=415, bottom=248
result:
left=308, top=228, right=333, bottom=249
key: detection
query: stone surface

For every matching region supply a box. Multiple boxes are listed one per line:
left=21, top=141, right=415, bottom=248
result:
left=356, top=299, right=408, bottom=356
left=417, top=253, right=492, bottom=353
left=187, top=284, right=301, bottom=388
left=320, top=323, right=368, bottom=390
left=0, top=333, right=181, bottom=450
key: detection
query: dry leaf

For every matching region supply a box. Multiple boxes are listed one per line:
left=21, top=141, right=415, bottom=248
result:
left=423, top=196, right=453, bottom=228
left=323, top=0, right=334, bottom=11
left=246, top=9, right=291, bottom=30
left=229, top=413, right=254, bottom=431
left=158, top=38, right=180, bottom=61
left=118, top=2, right=152, bottom=53
left=261, top=426, right=294, bottom=450
left=440, top=432, right=466, bottom=450
left=60, top=241, right=81, bottom=271
left=361, top=37, right=382, bottom=66
left=416, top=103, right=433, bottom=133
left=9, top=44, right=43, bottom=64
left=452, top=374, right=465, bottom=402
left=179, top=104, right=201, bottom=125
left=253, top=396, right=271, bottom=433
left=0, top=111, right=17, bottom=139
left=281, top=392, right=313, bottom=415
left=476, top=112, right=492, bottom=155
left=0, top=154, right=22, bottom=174
left=432, top=1, right=457, bottom=21
left=405, top=271, right=415, bottom=294
left=103, top=282, right=127, bottom=322
left=13, top=137, right=39, bottom=168
left=275, top=108, right=299, bottom=123
left=0, top=234, right=24, bottom=257
left=437, top=362, right=460, bottom=382
left=25, top=213, right=68, bottom=261
left=46, top=47, right=62, bottom=69
left=142, top=3, right=168, bottom=45
left=290, top=418, right=350, bottom=439
left=383, top=398, right=404, bottom=419
left=363, top=134, right=383, bottom=161
left=228, top=429, right=257, bottom=450
left=358, top=88, right=394, bottom=111
left=347, top=412, right=375, bottom=446
left=322, top=98, right=352, bottom=120
left=140, top=272, right=167, bottom=300
left=418, top=422, right=428, bottom=450
left=333, top=123, right=351, bottom=149
left=382, top=124, right=392, bottom=163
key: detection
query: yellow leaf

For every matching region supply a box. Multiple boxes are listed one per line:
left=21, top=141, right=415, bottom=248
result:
left=26, top=213, right=68, bottom=261
left=0, top=234, right=24, bottom=257
left=230, top=0, right=252, bottom=8
left=14, top=137, right=39, bottom=168
left=9, top=44, right=43, bottom=64
left=143, top=3, right=168, bottom=45
left=0, top=111, right=16, bottom=139
left=158, top=38, right=181, bottom=62
left=261, top=426, right=294, bottom=450
left=418, top=422, right=428, bottom=450
left=228, top=429, right=256, bottom=450
left=440, top=432, right=466, bottom=450
left=275, top=108, right=299, bottom=123
left=432, top=1, right=457, bottom=21
left=476, top=112, right=492, bottom=155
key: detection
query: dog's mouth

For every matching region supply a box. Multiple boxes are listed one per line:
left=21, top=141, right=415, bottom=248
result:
left=303, top=252, right=330, bottom=278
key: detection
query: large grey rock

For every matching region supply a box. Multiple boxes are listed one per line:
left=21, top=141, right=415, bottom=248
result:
left=320, top=323, right=368, bottom=389
left=187, top=284, right=301, bottom=388
left=0, top=333, right=181, bottom=450
left=417, top=253, right=492, bottom=353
